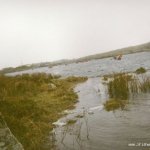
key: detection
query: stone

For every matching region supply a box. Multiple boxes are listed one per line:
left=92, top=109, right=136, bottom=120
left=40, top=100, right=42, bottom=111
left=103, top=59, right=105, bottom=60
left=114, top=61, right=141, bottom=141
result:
left=48, top=83, right=57, bottom=90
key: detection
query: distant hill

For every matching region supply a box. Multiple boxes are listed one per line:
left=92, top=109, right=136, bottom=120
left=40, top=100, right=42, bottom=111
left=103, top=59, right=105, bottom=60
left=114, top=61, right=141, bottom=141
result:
left=1, top=42, right=150, bottom=74
left=76, top=42, right=150, bottom=62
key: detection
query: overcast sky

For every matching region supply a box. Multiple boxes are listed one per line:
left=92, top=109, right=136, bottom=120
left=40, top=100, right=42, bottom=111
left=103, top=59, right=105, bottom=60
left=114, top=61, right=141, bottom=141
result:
left=0, top=0, right=150, bottom=69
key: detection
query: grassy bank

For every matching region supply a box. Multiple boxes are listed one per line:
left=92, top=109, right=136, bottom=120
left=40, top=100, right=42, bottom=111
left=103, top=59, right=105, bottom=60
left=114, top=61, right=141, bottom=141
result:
left=0, top=73, right=87, bottom=150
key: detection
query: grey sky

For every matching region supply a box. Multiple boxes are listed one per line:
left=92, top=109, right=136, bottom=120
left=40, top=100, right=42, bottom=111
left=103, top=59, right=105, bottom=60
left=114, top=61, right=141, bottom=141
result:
left=0, top=0, right=150, bottom=69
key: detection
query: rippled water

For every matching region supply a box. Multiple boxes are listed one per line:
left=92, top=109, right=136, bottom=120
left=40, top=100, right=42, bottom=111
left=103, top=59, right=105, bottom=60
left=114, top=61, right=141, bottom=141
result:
left=8, top=52, right=150, bottom=77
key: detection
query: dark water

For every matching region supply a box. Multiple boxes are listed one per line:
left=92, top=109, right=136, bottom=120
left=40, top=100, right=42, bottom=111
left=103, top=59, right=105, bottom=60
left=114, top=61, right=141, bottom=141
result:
left=53, top=78, right=150, bottom=150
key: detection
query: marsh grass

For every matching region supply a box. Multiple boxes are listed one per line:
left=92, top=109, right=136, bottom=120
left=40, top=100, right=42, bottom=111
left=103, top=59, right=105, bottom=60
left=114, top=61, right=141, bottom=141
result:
left=75, top=114, right=84, bottom=118
left=104, top=72, right=150, bottom=111
left=67, top=119, right=77, bottom=125
left=0, top=73, right=87, bottom=150
left=103, top=76, right=108, bottom=81
left=139, top=76, right=150, bottom=93
left=129, top=75, right=150, bottom=93
left=108, top=73, right=131, bottom=100
left=104, top=99, right=128, bottom=111
left=135, top=67, right=146, bottom=74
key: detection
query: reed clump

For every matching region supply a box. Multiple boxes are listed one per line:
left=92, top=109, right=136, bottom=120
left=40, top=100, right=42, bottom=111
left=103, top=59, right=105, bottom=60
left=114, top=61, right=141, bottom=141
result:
left=104, top=99, right=128, bottom=111
left=139, top=76, right=150, bottom=93
left=108, top=73, right=131, bottom=100
left=104, top=72, right=150, bottom=111
left=135, top=67, right=146, bottom=74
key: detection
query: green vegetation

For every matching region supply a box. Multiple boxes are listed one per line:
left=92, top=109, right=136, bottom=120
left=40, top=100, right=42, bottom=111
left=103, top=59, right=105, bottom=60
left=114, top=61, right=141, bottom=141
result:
left=0, top=65, right=33, bottom=74
left=104, top=99, right=128, bottom=111
left=139, top=76, right=150, bottom=93
left=135, top=67, right=146, bottom=74
left=0, top=73, right=87, bottom=150
left=0, top=63, right=50, bottom=74
left=75, top=114, right=84, bottom=118
left=108, top=73, right=131, bottom=100
left=130, top=75, right=150, bottom=93
left=104, top=73, right=150, bottom=111
left=67, top=119, right=77, bottom=125
left=103, top=76, right=108, bottom=81
left=104, top=73, right=131, bottom=111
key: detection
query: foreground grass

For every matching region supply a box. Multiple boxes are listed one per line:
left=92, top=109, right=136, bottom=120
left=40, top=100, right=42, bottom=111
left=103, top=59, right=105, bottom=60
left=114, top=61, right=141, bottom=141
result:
left=0, top=73, right=87, bottom=150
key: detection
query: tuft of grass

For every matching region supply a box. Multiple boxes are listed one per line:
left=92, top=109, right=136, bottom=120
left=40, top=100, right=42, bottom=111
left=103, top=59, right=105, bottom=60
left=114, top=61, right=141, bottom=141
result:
left=67, top=119, right=77, bottom=125
left=65, top=76, right=87, bottom=83
left=75, top=114, right=84, bottom=118
left=103, top=76, right=108, bottom=81
left=0, top=73, right=87, bottom=150
left=104, top=73, right=131, bottom=111
left=129, top=75, right=150, bottom=93
left=104, top=72, right=150, bottom=111
left=139, top=76, right=150, bottom=93
left=135, top=67, right=146, bottom=74
left=108, top=73, right=130, bottom=100
left=104, top=99, right=128, bottom=111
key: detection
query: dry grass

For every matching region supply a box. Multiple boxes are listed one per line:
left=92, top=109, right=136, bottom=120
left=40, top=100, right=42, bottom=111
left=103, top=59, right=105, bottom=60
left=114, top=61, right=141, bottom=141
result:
left=0, top=73, right=87, bottom=150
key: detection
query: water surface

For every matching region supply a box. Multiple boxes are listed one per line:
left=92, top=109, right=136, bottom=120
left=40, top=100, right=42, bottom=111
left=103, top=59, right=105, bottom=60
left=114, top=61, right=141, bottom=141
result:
left=8, top=52, right=150, bottom=77
left=53, top=78, right=150, bottom=150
